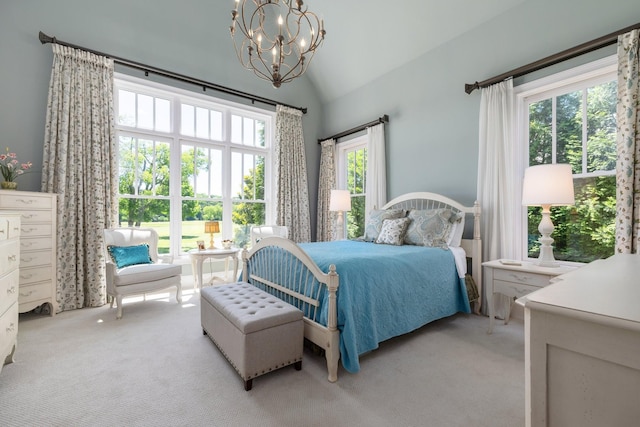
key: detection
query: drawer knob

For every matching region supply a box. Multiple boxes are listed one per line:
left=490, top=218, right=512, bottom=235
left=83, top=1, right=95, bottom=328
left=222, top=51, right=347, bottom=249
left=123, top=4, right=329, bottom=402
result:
left=20, top=290, right=34, bottom=297
left=7, top=286, right=16, bottom=294
left=8, top=254, right=16, bottom=261
left=6, top=323, right=15, bottom=333
left=16, top=199, right=34, bottom=205
left=20, top=273, right=33, bottom=279
left=21, top=214, right=35, bottom=219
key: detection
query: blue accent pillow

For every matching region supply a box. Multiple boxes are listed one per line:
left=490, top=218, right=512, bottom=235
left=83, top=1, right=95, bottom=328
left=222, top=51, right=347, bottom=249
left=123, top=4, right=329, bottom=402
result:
left=107, top=244, right=153, bottom=268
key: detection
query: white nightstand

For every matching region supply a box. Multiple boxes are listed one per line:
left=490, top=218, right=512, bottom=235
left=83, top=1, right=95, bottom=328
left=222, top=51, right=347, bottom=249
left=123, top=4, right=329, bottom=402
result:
left=483, top=259, right=577, bottom=333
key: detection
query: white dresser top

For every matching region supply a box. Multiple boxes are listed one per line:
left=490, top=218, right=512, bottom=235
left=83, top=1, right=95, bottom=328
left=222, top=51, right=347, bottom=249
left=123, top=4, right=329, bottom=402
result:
left=518, top=254, right=640, bottom=327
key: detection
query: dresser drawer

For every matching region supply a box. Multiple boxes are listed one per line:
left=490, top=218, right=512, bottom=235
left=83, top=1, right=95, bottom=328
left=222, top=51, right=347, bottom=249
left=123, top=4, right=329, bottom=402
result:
left=0, top=270, right=19, bottom=316
left=19, top=281, right=52, bottom=304
left=20, top=223, right=52, bottom=238
left=20, top=250, right=52, bottom=269
left=494, top=280, right=542, bottom=298
left=21, top=238, right=53, bottom=252
left=0, top=301, right=18, bottom=347
left=19, top=266, right=52, bottom=286
left=0, top=193, right=53, bottom=209
left=0, top=240, right=20, bottom=277
left=493, top=268, right=550, bottom=287
left=18, top=210, right=52, bottom=224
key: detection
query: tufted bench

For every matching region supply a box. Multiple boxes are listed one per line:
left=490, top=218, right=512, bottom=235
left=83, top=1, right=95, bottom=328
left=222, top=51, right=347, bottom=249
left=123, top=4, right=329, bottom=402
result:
left=200, top=282, right=304, bottom=391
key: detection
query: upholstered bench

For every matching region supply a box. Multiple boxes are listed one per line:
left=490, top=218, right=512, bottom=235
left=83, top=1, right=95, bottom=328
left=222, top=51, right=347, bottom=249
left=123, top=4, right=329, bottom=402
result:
left=200, top=282, right=304, bottom=391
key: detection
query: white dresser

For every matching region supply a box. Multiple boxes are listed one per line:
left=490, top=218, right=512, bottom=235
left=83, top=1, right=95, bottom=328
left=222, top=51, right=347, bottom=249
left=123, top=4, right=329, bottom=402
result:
left=0, top=191, right=57, bottom=315
left=517, top=254, right=640, bottom=427
left=0, top=213, right=20, bottom=374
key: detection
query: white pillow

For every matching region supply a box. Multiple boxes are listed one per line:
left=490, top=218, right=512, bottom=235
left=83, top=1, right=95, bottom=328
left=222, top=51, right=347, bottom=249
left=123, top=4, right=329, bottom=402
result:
left=447, top=212, right=465, bottom=247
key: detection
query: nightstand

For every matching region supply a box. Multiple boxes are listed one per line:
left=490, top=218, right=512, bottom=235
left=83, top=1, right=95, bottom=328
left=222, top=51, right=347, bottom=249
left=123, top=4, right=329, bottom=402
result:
left=483, top=259, right=577, bottom=333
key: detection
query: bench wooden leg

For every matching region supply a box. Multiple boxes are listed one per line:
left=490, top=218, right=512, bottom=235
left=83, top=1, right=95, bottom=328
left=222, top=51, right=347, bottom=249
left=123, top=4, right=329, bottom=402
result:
left=244, top=379, right=253, bottom=391
left=294, top=361, right=302, bottom=371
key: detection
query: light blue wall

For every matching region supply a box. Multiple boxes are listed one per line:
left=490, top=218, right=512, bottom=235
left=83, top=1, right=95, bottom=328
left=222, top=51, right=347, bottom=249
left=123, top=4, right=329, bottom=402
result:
left=322, top=0, right=639, bottom=208
left=0, top=0, right=322, bottom=231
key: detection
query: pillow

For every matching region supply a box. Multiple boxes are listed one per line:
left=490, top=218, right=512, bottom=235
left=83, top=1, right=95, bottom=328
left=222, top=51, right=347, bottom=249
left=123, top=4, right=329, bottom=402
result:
left=363, top=209, right=405, bottom=242
left=447, top=212, right=465, bottom=247
left=375, top=217, right=411, bottom=246
left=107, top=244, right=153, bottom=268
left=404, top=209, right=458, bottom=248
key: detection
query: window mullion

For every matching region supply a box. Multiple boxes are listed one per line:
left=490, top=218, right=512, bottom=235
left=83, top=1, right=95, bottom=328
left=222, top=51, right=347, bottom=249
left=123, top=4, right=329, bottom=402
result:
left=582, top=89, right=588, bottom=174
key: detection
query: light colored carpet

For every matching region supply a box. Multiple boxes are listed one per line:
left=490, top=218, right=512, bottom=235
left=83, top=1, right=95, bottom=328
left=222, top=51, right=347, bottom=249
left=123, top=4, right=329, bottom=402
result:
left=0, top=279, right=525, bottom=427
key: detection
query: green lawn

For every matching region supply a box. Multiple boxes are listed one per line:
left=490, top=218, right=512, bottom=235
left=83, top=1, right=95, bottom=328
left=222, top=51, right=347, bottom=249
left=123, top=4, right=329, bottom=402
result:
left=140, top=221, right=251, bottom=254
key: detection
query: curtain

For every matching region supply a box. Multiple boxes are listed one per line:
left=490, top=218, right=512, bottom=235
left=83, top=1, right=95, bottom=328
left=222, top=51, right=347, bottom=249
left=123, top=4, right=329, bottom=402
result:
left=275, top=105, right=311, bottom=243
left=616, top=29, right=640, bottom=254
left=317, top=138, right=336, bottom=241
left=41, top=44, right=118, bottom=312
left=365, top=123, right=387, bottom=222
left=477, top=79, right=517, bottom=315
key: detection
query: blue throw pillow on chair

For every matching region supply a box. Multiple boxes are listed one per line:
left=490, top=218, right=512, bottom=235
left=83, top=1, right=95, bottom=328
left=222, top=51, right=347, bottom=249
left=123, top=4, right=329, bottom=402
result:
left=107, top=244, right=153, bottom=268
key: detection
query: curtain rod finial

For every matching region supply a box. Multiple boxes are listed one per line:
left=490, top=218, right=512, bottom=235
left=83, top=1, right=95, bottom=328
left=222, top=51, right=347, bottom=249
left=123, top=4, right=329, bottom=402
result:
left=465, top=82, right=480, bottom=94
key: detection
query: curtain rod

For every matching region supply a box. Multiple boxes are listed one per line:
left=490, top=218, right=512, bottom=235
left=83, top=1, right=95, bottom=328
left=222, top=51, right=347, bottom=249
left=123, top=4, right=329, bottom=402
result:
left=465, top=21, right=640, bottom=94
left=317, top=115, right=389, bottom=144
left=38, top=31, right=307, bottom=114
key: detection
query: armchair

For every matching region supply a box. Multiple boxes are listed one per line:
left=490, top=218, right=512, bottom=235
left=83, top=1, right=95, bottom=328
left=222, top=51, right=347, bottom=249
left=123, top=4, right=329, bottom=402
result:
left=104, top=228, right=182, bottom=319
left=250, top=225, right=289, bottom=247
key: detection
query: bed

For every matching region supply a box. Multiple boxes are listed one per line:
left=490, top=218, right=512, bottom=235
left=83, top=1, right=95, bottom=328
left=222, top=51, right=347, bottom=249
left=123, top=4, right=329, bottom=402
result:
left=241, top=192, right=481, bottom=382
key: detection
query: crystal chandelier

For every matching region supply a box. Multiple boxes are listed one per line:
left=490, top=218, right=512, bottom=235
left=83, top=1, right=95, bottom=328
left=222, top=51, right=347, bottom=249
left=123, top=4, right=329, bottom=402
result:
left=230, top=0, right=326, bottom=88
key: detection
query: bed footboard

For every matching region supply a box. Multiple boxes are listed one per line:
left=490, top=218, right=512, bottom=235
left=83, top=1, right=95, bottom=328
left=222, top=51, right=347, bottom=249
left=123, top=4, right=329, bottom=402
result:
left=242, top=237, right=340, bottom=382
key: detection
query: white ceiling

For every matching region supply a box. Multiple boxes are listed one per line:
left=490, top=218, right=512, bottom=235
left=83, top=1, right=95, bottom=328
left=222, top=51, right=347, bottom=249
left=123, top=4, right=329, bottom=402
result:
left=303, top=0, right=526, bottom=103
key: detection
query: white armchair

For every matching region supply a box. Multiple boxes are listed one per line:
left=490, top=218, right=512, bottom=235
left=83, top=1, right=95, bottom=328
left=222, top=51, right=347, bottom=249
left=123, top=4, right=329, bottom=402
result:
left=250, top=225, right=289, bottom=247
left=104, top=228, right=182, bottom=319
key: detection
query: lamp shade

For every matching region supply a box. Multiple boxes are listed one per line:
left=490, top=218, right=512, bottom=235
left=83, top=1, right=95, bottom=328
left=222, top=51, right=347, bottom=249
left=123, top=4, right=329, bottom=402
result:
left=204, top=221, right=220, bottom=233
left=329, top=190, right=352, bottom=212
left=522, top=164, right=575, bottom=206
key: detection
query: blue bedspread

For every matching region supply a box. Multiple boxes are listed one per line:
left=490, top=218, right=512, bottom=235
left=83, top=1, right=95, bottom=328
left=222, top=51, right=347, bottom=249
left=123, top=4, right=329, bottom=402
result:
left=298, top=240, right=470, bottom=373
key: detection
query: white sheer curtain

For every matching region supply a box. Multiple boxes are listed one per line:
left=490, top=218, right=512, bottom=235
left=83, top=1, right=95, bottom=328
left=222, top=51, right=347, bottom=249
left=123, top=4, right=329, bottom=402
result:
left=317, top=139, right=336, bottom=241
left=41, top=44, right=118, bottom=311
left=616, top=29, right=640, bottom=254
left=477, top=79, right=518, bottom=315
left=365, top=123, right=387, bottom=222
left=275, top=105, right=311, bottom=243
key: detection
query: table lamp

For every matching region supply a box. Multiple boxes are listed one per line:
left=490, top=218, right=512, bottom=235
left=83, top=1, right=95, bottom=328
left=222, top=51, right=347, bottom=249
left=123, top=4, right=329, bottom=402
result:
left=522, top=164, right=575, bottom=267
left=204, top=221, right=220, bottom=249
left=329, top=190, right=352, bottom=240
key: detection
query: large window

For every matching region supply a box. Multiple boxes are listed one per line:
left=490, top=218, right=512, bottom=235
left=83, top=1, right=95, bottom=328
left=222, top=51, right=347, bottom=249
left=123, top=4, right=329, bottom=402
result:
left=517, top=57, right=617, bottom=263
left=115, top=76, right=274, bottom=255
left=336, top=136, right=367, bottom=239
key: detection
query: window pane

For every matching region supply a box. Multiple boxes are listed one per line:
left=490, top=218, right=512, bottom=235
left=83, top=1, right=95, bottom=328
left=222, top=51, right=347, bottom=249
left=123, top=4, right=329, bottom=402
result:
left=231, top=115, right=242, bottom=144
left=118, top=198, right=170, bottom=254
left=233, top=201, right=265, bottom=248
left=243, top=118, right=254, bottom=146
left=181, top=202, right=223, bottom=251
left=211, top=111, right=222, bottom=141
left=196, top=107, right=209, bottom=139
left=587, top=81, right=617, bottom=173
left=347, top=195, right=365, bottom=239
left=154, top=141, right=171, bottom=196
left=210, top=149, right=222, bottom=198
left=181, top=104, right=195, bottom=136
left=231, top=151, right=243, bottom=198
left=155, top=98, right=170, bottom=132
left=118, top=136, right=136, bottom=195
left=118, top=90, right=136, bottom=126
left=138, top=94, right=154, bottom=130
left=556, top=91, right=582, bottom=172
left=528, top=99, right=552, bottom=166
left=256, top=120, right=265, bottom=147
left=194, top=147, right=208, bottom=195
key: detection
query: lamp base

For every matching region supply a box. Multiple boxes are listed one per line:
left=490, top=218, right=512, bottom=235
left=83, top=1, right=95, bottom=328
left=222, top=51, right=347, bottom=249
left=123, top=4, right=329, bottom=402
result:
left=536, top=205, right=559, bottom=267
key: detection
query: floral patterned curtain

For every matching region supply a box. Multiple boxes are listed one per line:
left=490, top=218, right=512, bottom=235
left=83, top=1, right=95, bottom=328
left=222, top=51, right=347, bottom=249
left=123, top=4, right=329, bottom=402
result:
left=41, top=44, right=118, bottom=311
left=616, top=29, right=640, bottom=254
left=275, top=105, right=311, bottom=242
left=317, top=139, right=336, bottom=241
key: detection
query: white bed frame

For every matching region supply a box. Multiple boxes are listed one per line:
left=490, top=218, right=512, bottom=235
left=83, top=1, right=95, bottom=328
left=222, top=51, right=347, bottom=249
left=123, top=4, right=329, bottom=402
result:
left=241, top=192, right=481, bottom=383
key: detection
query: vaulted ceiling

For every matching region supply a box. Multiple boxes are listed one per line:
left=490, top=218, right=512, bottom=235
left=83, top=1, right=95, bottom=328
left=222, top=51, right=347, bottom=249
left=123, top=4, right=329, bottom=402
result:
left=301, top=0, right=526, bottom=103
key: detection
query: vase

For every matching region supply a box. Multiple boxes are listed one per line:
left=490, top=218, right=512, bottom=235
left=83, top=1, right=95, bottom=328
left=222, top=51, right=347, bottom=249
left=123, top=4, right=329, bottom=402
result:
left=1, top=181, right=17, bottom=190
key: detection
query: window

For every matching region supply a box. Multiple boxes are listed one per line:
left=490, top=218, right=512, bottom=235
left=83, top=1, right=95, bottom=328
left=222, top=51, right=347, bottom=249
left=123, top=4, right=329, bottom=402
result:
left=516, top=56, right=617, bottom=263
left=336, top=136, right=367, bottom=239
left=115, top=75, right=274, bottom=256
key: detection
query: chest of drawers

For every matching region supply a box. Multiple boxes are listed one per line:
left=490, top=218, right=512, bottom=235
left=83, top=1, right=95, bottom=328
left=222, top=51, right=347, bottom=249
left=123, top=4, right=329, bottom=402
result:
left=0, top=191, right=57, bottom=315
left=0, top=213, right=20, bottom=374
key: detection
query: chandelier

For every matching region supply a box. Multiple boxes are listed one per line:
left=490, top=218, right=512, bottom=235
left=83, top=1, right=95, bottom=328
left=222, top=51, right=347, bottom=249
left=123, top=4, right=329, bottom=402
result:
left=230, top=0, right=326, bottom=88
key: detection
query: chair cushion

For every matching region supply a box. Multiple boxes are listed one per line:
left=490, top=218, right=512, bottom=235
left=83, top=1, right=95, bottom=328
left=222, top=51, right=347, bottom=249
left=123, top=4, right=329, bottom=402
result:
left=112, top=263, right=181, bottom=287
left=107, top=244, right=153, bottom=268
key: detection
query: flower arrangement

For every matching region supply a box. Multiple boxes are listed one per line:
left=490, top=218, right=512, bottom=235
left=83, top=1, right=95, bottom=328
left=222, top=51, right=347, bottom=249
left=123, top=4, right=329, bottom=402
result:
left=0, top=148, right=32, bottom=183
